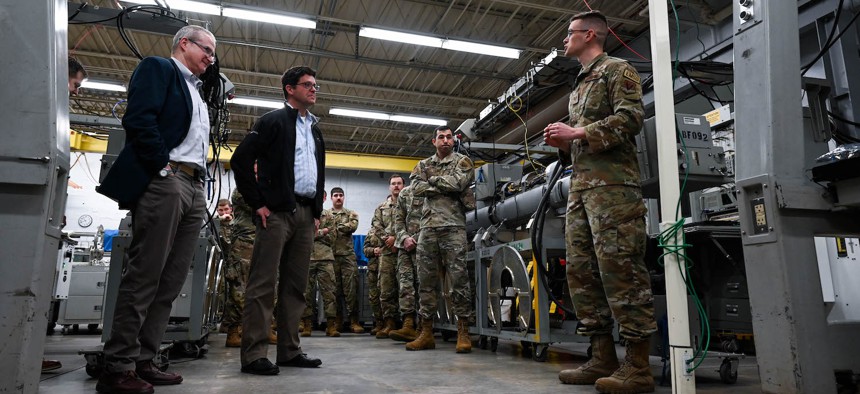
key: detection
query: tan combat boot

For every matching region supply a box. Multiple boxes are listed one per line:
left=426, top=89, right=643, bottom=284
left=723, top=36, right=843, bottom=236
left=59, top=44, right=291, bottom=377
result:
left=225, top=326, right=241, bottom=347
left=594, top=338, right=655, bottom=393
left=389, top=315, right=418, bottom=342
left=325, top=317, right=341, bottom=337
left=455, top=319, right=472, bottom=353
left=300, top=318, right=313, bottom=337
left=369, top=319, right=383, bottom=336
left=405, top=320, right=435, bottom=351
left=350, top=317, right=365, bottom=334
left=559, top=334, right=619, bottom=384
left=376, top=318, right=396, bottom=339
left=269, top=324, right=278, bottom=344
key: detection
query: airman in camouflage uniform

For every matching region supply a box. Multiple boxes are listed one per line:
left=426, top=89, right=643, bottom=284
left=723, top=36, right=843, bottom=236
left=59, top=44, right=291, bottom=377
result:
left=405, top=126, right=476, bottom=353
left=302, top=192, right=339, bottom=337
left=388, top=184, right=422, bottom=342
left=369, top=174, right=405, bottom=338
left=329, top=187, right=364, bottom=333
left=222, top=191, right=252, bottom=345
left=543, top=11, right=655, bottom=393
left=363, top=228, right=383, bottom=334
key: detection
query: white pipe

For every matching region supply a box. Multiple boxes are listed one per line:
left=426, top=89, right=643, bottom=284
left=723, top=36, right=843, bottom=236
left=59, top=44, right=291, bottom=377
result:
left=648, top=0, right=696, bottom=392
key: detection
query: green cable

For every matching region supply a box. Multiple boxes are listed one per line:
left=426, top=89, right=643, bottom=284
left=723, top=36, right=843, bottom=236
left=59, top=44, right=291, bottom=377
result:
left=654, top=0, right=712, bottom=373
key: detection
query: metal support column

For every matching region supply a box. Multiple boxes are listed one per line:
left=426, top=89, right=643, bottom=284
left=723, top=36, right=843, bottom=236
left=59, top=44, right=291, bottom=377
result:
left=648, top=0, right=695, bottom=392
left=0, top=0, right=69, bottom=392
left=733, top=2, right=860, bottom=392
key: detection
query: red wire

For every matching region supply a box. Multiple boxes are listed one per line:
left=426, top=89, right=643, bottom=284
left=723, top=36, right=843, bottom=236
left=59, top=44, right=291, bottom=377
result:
left=580, top=0, right=651, bottom=61
left=70, top=25, right=102, bottom=55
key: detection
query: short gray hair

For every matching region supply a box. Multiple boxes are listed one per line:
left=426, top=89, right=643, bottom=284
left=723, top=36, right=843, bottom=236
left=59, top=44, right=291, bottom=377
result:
left=172, top=25, right=215, bottom=52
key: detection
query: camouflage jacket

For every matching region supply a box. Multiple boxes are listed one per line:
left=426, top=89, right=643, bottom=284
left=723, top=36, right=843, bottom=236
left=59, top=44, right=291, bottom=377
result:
left=394, top=185, right=422, bottom=248
left=561, top=53, right=645, bottom=192
left=370, top=196, right=398, bottom=255
left=410, top=152, right=475, bottom=228
left=311, top=208, right=336, bottom=261
left=363, top=227, right=381, bottom=259
left=229, top=189, right=256, bottom=244
left=329, top=208, right=358, bottom=256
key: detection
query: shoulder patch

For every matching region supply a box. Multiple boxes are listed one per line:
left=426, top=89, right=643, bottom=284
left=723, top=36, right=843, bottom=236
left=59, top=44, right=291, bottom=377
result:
left=623, top=68, right=641, bottom=84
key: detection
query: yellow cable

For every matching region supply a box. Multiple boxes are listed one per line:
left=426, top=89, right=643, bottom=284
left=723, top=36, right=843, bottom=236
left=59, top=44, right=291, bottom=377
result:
left=505, top=95, right=546, bottom=174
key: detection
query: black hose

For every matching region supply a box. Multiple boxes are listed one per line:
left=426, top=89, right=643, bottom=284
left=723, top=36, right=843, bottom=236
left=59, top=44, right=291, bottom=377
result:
left=529, top=162, right=577, bottom=316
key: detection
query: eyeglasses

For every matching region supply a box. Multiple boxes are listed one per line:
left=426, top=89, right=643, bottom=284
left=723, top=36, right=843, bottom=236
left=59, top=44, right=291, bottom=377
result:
left=294, top=82, right=321, bottom=91
left=567, top=29, right=591, bottom=37
left=187, top=38, right=216, bottom=59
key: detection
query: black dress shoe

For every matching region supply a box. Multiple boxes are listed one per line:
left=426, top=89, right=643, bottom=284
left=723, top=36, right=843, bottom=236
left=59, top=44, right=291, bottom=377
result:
left=241, top=358, right=280, bottom=375
left=276, top=353, right=322, bottom=368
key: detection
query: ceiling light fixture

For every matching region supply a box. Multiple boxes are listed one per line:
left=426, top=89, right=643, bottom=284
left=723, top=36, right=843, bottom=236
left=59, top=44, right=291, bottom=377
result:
left=359, top=27, right=521, bottom=59
left=228, top=97, right=283, bottom=109
left=330, top=108, right=390, bottom=121
left=359, top=27, right=444, bottom=48
left=80, top=81, right=127, bottom=92
left=389, top=115, right=448, bottom=126
left=330, top=107, right=447, bottom=126
left=222, top=7, right=316, bottom=29
left=121, top=0, right=221, bottom=16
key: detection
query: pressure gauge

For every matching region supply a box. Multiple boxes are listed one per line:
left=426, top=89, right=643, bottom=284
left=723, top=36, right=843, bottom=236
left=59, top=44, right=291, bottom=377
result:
left=78, top=214, right=93, bottom=228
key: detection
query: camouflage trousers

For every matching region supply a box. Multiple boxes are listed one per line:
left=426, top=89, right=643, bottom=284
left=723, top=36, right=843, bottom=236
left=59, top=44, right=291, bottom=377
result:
left=379, top=253, right=399, bottom=319
left=566, top=185, right=656, bottom=341
left=302, top=260, right=338, bottom=320
left=223, top=239, right=277, bottom=327
left=333, top=254, right=358, bottom=318
left=222, top=239, right=252, bottom=328
left=416, top=227, right=473, bottom=320
left=366, top=257, right=381, bottom=320
left=396, top=249, right=418, bottom=316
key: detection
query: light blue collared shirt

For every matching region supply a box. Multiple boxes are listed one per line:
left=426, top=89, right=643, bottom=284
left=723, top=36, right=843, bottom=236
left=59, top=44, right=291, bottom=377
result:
left=287, top=102, right=318, bottom=198
left=169, top=57, right=210, bottom=171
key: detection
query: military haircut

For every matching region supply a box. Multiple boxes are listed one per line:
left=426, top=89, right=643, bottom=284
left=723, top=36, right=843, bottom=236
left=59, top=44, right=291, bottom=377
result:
left=68, top=57, right=87, bottom=79
left=281, top=66, right=317, bottom=100
left=432, top=125, right=453, bottom=139
left=571, top=10, right=609, bottom=48
left=330, top=187, right=345, bottom=196
left=217, top=198, right=231, bottom=207
left=389, top=173, right=404, bottom=184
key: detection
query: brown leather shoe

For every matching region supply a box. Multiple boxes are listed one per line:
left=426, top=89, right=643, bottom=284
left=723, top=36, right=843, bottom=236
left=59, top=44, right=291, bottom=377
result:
left=41, top=359, right=62, bottom=372
left=135, top=361, right=182, bottom=385
left=96, top=371, right=154, bottom=394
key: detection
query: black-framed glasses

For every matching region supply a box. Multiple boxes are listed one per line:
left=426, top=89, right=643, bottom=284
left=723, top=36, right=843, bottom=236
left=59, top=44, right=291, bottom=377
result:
left=187, top=38, right=215, bottom=58
left=294, top=82, right=321, bottom=91
left=567, top=29, right=591, bottom=37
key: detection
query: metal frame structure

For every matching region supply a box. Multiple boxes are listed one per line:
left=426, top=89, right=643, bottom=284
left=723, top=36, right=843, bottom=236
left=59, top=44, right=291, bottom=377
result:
left=0, top=1, right=70, bottom=392
left=733, top=1, right=860, bottom=392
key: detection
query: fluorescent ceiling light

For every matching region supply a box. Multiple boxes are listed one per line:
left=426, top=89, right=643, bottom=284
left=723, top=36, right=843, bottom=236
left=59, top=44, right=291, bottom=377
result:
left=443, top=39, right=521, bottom=59
left=121, top=0, right=221, bottom=16
left=330, top=108, right=390, bottom=121
left=81, top=81, right=127, bottom=92
left=359, top=27, right=520, bottom=59
left=222, top=7, right=316, bottom=29
left=330, top=107, right=447, bottom=126
left=359, top=27, right=444, bottom=48
left=229, top=97, right=283, bottom=109
left=390, top=115, right=447, bottom=126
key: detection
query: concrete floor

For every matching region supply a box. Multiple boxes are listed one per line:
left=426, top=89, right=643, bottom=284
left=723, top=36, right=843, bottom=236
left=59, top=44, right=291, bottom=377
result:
left=40, top=328, right=762, bottom=393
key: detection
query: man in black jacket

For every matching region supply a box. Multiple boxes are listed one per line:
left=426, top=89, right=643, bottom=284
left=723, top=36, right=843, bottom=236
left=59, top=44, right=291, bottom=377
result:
left=231, top=66, right=326, bottom=375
